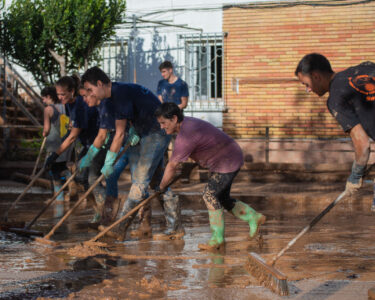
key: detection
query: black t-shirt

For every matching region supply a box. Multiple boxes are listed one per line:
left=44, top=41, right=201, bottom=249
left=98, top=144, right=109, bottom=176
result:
left=327, top=61, right=375, bottom=140
left=65, top=96, right=99, bottom=147
left=111, top=82, right=161, bottom=136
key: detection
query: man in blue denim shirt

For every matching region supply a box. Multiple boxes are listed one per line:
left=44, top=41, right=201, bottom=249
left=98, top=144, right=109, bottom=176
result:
left=81, top=66, right=184, bottom=241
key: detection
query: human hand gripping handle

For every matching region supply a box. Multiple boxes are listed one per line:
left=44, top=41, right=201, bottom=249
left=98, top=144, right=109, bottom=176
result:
left=45, top=152, right=59, bottom=170
left=128, top=126, right=140, bottom=146
left=79, top=145, right=100, bottom=172
left=345, top=161, right=366, bottom=195
left=101, top=150, right=118, bottom=178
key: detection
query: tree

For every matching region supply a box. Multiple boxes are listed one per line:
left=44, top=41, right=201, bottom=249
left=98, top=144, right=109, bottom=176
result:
left=1, top=0, right=58, bottom=84
left=1, top=0, right=126, bottom=85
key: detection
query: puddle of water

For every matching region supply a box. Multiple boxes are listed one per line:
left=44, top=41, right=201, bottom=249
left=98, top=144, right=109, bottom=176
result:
left=0, top=184, right=375, bottom=299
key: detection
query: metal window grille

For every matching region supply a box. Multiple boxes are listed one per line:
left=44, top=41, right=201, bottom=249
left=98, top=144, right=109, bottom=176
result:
left=99, top=38, right=128, bottom=82
left=178, top=33, right=226, bottom=111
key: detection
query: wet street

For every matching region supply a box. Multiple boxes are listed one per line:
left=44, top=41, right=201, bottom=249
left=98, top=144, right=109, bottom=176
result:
left=0, top=180, right=375, bottom=299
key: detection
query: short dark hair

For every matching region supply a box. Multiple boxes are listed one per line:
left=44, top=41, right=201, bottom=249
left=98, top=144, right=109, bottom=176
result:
left=41, top=86, right=58, bottom=103
left=295, top=53, right=334, bottom=76
left=159, top=61, right=173, bottom=71
left=155, top=102, right=184, bottom=122
left=81, top=66, right=111, bottom=86
left=56, top=74, right=81, bottom=96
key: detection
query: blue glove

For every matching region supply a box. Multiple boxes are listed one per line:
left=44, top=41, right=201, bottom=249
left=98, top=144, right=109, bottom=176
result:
left=45, top=152, right=59, bottom=170
left=128, top=126, right=140, bottom=146
left=101, top=150, right=117, bottom=178
left=79, top=145, right=100, bottom=172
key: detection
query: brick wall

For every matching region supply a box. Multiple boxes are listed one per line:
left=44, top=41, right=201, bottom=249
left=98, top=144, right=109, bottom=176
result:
left=223, top=1, right=375, bottom=139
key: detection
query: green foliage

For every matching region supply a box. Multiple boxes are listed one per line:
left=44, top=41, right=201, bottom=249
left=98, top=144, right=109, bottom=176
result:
left=1, top=0, right=126, bottom=85
left=20, top=129, right=44, bottom=151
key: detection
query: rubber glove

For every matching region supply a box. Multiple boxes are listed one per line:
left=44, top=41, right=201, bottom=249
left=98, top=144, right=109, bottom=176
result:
left=128, top=126, right=140, bottom=146
left=101, top=150, right=117, bottom=178
left=45, top=152, right=59, bottom=170
left=79, top=145, right=100, bottom=172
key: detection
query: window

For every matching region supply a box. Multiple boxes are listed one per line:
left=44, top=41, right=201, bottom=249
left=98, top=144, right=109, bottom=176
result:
left=179, top=33, right=225, bottom=110
left=99, top=39, right=127, bottom=82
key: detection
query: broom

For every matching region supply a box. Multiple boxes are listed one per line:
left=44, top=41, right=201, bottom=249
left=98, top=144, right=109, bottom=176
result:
left=246, top=190, right=348, bottom=296
left=84, top=175, right=180, bottom=246
left=7, top=169, right=79, bottom=237
left=247, top=163, right=375, bottom=295
left=34, top=142, right=131, bottom=246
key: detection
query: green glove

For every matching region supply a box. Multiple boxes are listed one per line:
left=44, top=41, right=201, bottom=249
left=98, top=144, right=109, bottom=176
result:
left=128, top=126, right=140, bottom=146
left=101, top=150, right=117, bottom=178
left=79, top=145, right=100, bottom=172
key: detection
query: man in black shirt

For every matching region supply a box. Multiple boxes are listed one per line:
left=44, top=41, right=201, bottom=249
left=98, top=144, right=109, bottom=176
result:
left=295, top=53, right=375, bottom=210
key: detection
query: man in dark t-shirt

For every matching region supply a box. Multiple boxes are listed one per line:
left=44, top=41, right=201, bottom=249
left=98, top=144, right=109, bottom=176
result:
left=81, top=66, right=183, bottom=241
left=295, top=53, right=375, bottom=210
left=157, top=61, right=189, bottom=110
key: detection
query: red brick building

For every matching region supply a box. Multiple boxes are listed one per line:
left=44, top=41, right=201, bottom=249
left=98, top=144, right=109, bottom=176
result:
left=223, top=1, right=375, bottom=140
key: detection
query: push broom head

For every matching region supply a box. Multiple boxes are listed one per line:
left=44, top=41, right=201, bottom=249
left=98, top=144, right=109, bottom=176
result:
left=246, top=252, right=289, bottom=296
left=33, top=236, right=59, bottom=247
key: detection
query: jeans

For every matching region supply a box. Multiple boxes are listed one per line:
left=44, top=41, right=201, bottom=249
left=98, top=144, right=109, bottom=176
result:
left=106, top=129, right=171, bottom=201
left=88, top=148, right=108, bottom=206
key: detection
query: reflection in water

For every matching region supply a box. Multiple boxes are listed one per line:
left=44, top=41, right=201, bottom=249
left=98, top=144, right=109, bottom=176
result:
left=1, top=184, right=375, bottom=299
left=207, top=253, right=225, bottom=286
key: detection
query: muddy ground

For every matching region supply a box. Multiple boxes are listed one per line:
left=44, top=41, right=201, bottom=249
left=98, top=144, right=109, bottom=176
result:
left=0, top=178, right=374, bottom=300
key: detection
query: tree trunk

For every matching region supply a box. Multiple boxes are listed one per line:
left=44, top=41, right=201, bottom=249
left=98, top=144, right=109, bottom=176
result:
left=49, top=49, right=66, bottom=76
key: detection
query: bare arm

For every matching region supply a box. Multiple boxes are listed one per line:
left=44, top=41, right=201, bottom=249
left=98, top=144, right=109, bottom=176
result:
left=43, top=106, right=53, bottom=137
left=158, top=95, right=164, bottom=103
left=93, top=128, right=108, bottom=149
left=110, top=119, right=127, bottom=153
left=178, top=96, right=188, bottom=110
left=350, top=123, right=370, bottom=165
left=160, top=160, right=180, bottom=190
left=56, top=127, right=81, bottom=155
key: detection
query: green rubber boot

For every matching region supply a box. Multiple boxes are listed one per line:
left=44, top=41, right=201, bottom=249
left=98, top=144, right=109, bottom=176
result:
left=231, top=200, right=266, bottom=239
left=198, top=208, right=225, bottom=252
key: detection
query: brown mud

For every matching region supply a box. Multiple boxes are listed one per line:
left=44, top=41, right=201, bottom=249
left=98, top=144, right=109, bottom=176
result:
left=0, top=179, right=375, bottom=299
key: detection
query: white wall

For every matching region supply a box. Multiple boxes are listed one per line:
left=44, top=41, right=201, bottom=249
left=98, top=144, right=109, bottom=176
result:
left=115, top=0, right=257, bottom=93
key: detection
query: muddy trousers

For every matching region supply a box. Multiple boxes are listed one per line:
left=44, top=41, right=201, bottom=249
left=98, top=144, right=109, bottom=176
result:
left=113, top=130, right=171, bottom=239
left=202, top=170, right=239, bottom=211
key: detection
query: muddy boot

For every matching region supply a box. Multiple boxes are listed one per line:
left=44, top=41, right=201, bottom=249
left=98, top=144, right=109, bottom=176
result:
left=130, top=202, right=152, bottom=238
left=53, top=182, right=65, bottom=202
left=101, top=195, right=121, bottom=225
left=153, top=193, right=184, bottom=241
left=198, top=208, right=225, bottom=252
left=53, top=182, right=65, bottom=218
left=89, top=193, right=105, bottom=227
left=231, top=200, right=266, bottom=239
left=109, top=199, right=138, bottom=241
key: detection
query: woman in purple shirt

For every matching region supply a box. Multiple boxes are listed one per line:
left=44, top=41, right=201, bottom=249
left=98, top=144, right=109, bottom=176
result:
left=155, top=102, right=266, bottom=252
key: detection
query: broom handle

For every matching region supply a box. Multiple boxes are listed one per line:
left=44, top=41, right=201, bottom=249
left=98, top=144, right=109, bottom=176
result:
left=26, top=169, right=78, bottom=230
left=31, top=137, right=47, bottom=177
left=270, top=191, right=347, bottom=266
left=89, top=192, right=160, bottom=242
left=270, top=162, right=375, bottom=266
left=2, top=167, right=46, bottom=222
left=43, top=143, right=131, bottom=240
left=89, top=175, right=180, bottom=242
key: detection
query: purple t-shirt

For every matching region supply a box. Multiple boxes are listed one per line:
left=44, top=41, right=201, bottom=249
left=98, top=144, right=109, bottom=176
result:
left=170, top=117, right=243, bottom=173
